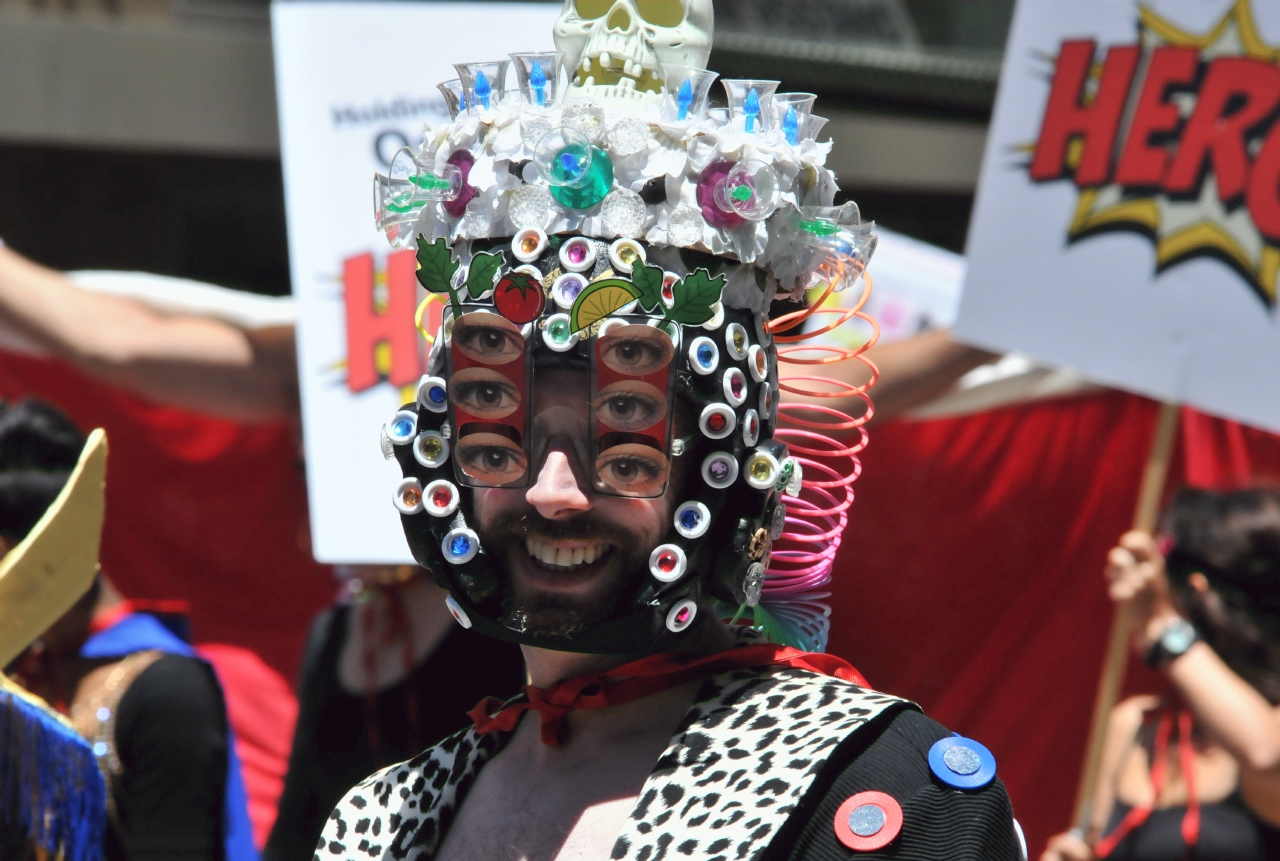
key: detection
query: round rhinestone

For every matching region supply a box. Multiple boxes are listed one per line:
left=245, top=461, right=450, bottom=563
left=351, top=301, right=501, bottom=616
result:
left=675, top=607, right=691, bottom=625
left=393, top=418, right=414, bottom=438
left=402, top=488, right=422, bottom=508
left=561, top=277, right=585, bottom=300
left=679, top=509, right=701, bottom=531
left=619, top=246, right=639, bottom=265
left=662, top=282, right=675, bottom=302
left=706, top=413, right=727, bottom=433
left=566, top=242, right=588, bottom=265
left=449, top=535, right=471, bottom=557
left=944, top=746, right=982, bottom=776
left=657, top=551, right=678, bottom=573
left=733, top=331, right=746, bottom=352
left=429, top=386, right=447, bottom=405
left=755, top=352, right=768, bottom=376
left=520, top=235, right=540, bottom=255
left=849, top=804, right=885, bottom=838
left=549, top=319, right=571, bottom=343
left=709, top=460, right=730, bottom=481
left=697, top=345, right=714, bottom=367
left=421, top=437, right=443, bottom=459
left=731, top=377, right=745, bottom=398
left=749, top=458, right=772, bottom=483
left=431, top=487, right=452, bottom=508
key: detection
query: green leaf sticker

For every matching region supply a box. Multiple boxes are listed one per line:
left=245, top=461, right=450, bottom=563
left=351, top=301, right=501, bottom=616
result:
left=665, top=268, right=725, bottom=326
left=415, top=236, right=460, bottom=295
left=569, top=278, right=640, bottom=334
left=630, top=263, right=665, bottom=313
left=465, top=251, right=504, bottom=301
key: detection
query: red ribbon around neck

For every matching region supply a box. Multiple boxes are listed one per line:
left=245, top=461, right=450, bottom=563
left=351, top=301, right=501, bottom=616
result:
left=469, top=642, right=869, bottom=747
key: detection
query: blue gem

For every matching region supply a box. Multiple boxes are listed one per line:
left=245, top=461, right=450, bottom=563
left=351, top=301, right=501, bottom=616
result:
left=928, top=736, right=997, bottom=790
left=783, top=105, right=799, bottom=145
left=393, top=418, right=415, bottom=438
left=450, top=535, right=471, bottom=556
left=697, top=344, right=714, bottom=367
left=530, top=61, right=547, bottom=105
left=743, top=88, right=760, bottom=133
left=680, top=508, right=700, bottom=530
left=475, top=70, right=492, bottom=109
left=429, top=386, right=447, bottom=405
left=459, top=91, right=468, bottom=111
left=677, top=79, right=693, bottom=121
left=559, top=151, right=583, bottom=177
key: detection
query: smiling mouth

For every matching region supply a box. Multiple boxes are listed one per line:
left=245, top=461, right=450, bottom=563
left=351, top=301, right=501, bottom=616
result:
left=526, top=534, right=614, bottom=572
left=574, top=54, right=663, bottom=94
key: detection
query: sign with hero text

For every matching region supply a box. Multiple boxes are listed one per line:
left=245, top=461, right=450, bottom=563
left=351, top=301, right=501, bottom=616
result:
left=273, top=1, right=558, bottom=563
left=959, top=0, right=1280, bottom=431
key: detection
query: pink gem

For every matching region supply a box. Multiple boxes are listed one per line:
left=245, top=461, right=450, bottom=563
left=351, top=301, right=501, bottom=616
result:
left=675, top=607, right=691, bottom=624
left=731, top=376, right=744, bottom=398
left=567, top=242, right=588, bottom=264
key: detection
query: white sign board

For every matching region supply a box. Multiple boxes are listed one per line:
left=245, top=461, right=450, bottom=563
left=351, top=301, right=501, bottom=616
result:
left=273, top=1, right=558, bottom=563
left=957, top=0, right=1280, bottom=432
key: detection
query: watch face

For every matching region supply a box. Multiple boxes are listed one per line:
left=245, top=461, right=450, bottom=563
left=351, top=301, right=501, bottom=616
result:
left=1164, top=620, right=1196, bottom=654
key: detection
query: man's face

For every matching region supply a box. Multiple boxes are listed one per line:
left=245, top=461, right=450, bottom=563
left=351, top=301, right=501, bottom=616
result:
left=472, top=367, right=683, bottom=637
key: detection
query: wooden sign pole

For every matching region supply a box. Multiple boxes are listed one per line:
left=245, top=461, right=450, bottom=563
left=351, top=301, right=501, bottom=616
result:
left=1071, top=401, right=1181, bottom=832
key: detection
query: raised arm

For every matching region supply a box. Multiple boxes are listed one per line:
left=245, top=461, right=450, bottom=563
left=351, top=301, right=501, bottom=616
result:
left=0, top=246, right=298, bottom=423
left=784, top=328, right=1000, bottom=426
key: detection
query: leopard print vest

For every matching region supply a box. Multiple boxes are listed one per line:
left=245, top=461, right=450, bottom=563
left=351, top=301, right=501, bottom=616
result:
left=318, top=665, right=906, bottom=861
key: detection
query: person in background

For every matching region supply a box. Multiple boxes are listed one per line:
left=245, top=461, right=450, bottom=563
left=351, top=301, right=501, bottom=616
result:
left=1042, top=488, right=1280, bottom=860
left=0, top=398, right=258, bottom=861
left=263, top=564, right=525, bottom=861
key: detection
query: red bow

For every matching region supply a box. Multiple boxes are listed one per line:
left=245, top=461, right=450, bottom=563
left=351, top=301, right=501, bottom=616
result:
left=469, top=642, right=868, bottom=747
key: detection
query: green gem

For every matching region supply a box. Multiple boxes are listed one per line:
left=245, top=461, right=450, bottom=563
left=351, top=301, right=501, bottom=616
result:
left=799, top=219, right=839, bottom=236
left=731, top=184, right=753, bottom=203
left=551, top=146, right=614, bottom=211
left=549, top=320, right=571, bottom=342
left=412, top=174, right=451, bottom=191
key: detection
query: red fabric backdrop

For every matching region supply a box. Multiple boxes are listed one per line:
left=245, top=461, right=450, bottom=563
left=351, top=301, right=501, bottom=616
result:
left=6, top=348, right=1280, bottom=855
left=829, top=391, right=1280, bottom=854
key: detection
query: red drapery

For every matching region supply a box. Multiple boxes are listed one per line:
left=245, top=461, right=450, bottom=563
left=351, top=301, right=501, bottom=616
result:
left=828, top=390, right=1280, bottom=854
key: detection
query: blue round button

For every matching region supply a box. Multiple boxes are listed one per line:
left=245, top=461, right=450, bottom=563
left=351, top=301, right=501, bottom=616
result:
left=928, top=735, right=997, bottom=790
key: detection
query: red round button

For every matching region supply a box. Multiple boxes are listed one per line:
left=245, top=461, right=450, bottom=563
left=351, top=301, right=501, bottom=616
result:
left=833, top=791, right=902, bottom=852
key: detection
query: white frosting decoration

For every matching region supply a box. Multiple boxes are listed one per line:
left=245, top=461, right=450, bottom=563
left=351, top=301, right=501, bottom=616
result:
left=396, top=92, right=843, bottom=304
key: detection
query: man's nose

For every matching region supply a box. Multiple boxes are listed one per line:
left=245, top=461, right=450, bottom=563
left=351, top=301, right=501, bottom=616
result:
left=526, top=449, right=591, bottom=520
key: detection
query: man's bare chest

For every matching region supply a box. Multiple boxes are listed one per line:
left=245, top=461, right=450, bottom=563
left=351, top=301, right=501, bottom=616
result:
left=433, top=748, right=658, bottom=861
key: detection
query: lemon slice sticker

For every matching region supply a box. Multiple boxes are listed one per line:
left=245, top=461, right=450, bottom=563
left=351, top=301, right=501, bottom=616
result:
left=570, top=278, right=640, bottom=333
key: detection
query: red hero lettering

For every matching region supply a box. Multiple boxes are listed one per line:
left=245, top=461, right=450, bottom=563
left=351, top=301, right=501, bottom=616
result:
left=1030, top=40, right=1141, bottom=186
left=1165, top=57, right=1280, bottom=200
left=343, top=249, right=426, bottom=393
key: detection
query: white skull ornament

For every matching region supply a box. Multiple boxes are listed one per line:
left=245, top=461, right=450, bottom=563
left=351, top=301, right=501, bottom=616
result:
left=554, top=0, right=713, bottom=107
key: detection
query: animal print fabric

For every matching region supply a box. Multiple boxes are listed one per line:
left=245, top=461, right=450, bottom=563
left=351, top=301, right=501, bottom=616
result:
left=317, top=666, right=904, bottom=861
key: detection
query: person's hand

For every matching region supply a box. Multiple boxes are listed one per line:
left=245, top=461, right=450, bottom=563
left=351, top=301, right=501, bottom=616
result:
left=1105, top=531, right=1182, bottom=655
left=1040, top=830, right=1093, bottom=861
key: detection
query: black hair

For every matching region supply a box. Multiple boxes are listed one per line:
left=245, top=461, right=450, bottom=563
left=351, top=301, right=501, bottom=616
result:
left=1163, top=487, right=1280, bottom=704
left=0, top=400, right=86, bottom=546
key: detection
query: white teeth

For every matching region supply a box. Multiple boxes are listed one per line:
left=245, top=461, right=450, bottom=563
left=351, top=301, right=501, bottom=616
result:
left=584, top=76, right=595, bottom=87
left=572, top=547, right=585, bottom=565
left=600, top=52, right=612, bottom=69
left=582, top=57, right=592, bottom=72
left=584, top=545, right=596, bottom=564
left=525, top=537, right=609, bottom=569
left=541, top=545, right=557, bottom=566
left=618, top=77, right=636, bottom=92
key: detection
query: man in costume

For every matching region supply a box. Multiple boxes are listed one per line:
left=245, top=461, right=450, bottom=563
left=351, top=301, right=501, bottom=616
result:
left=320, top=2, right=1024, bottom=858
left=0, top=399, right=258, bottom=861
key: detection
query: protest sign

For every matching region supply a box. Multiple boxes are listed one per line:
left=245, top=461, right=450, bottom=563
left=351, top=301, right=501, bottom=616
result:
left=959, top=0, right=1280, bottom=433
left=273, top=1, right=559, bottom=563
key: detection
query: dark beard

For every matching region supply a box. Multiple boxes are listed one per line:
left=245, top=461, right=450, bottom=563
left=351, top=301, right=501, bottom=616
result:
left=478, top=510, right=648, bottom=639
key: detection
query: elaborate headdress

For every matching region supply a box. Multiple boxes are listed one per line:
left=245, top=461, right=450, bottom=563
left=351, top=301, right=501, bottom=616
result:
left=377, top=0, right=877, bottom=653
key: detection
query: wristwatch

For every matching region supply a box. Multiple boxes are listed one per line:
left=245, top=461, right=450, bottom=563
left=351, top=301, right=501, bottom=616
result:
left=1144, top=617, right=1199, bottom=668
